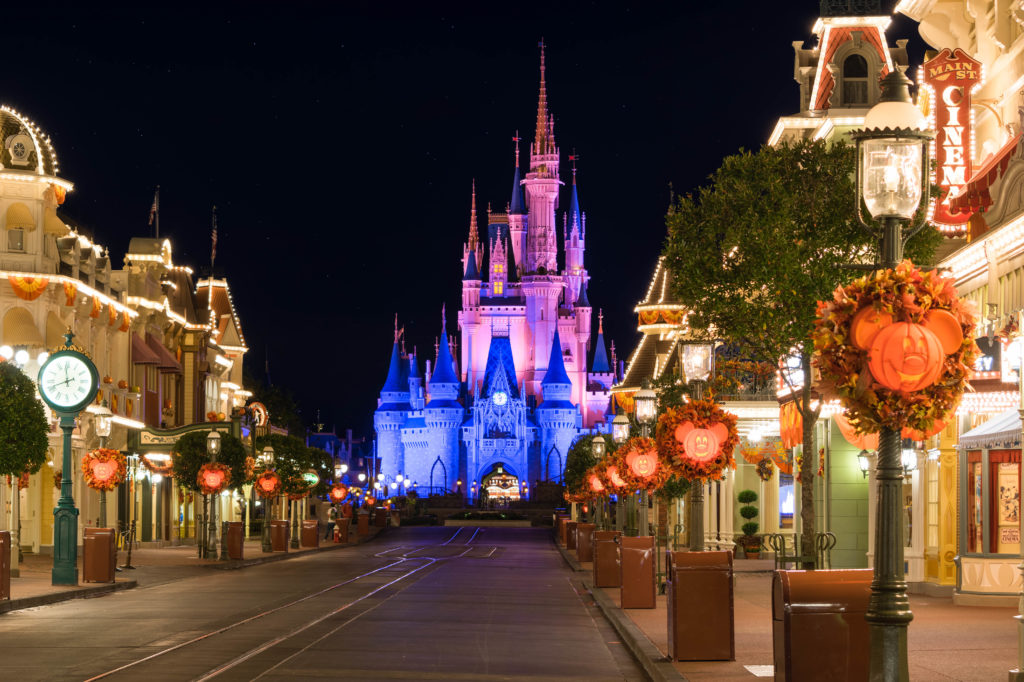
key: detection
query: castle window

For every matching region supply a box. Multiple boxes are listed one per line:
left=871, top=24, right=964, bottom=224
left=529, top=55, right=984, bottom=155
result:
left=842, top=54, right=868, bottom=106
left=7, top=228, right=23, bottom=251
left=495, top=264, right=504, bottom=274
left=494, top=281, right=504, bottom=295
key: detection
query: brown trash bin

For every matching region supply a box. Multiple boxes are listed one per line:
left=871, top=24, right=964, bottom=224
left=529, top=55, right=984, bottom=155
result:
left=0, top=531, right=9, bottom=600
left=226, top=522, right=244, bottom=560
left=357, top=512, right=370, bottom=537
left=575, top=523, right=596, bottom=562
left=83, top=528, right=116, bottom=583
left=375, top=508, right=388, bottom=527
left=335, top=518, right=350, bottom=543
left=667, top=551, right=735, bottom=661
left=301, top=520, right=319, bottom=548
left=555, top=515, right=570, bottom=544
left=619, top=536, right=655, bottom=608
left=592, top=530, right=621, bottom=588
left=772, top=569, right=872, bottom=681
left=270, top=520, right=289, bottom=552
left=565, top=521, right=578, bottom=550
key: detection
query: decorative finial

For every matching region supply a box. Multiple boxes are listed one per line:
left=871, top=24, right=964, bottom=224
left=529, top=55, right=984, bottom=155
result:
left=441, top=303, right=447, bottom=332
left=535, top=39, right=549, bottom=154
left=393, top=313, right=399, bottom=343
left=468, top=180, right=479, bottom=249
left=513, top=130, right=521, bottom=168
left=599, top=309, right=604, bottom=334
left=569, top=150, right=579, bottom=185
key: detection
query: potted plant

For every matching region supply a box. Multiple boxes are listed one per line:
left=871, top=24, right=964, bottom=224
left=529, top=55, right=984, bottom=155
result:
left=737, top=489, right=761, bottom=558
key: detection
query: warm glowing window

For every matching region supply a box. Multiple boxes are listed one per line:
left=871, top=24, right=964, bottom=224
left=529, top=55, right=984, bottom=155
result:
left=495, top=265, right=504, bottom=274
left=7, top=228, right=24, bottom=251
left=494, top=282, right=504, bottom=295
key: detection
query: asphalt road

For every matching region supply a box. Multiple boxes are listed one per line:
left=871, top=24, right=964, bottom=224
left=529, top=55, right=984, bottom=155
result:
left=0, top=526, right=646, bottom=681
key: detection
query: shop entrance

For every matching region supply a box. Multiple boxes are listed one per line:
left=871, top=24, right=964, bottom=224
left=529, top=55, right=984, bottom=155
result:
left=481, top=463, right=520, bottom=508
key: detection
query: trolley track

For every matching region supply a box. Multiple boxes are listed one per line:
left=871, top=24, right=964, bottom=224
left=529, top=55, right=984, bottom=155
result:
left=83, top=527, right=484, bottom=681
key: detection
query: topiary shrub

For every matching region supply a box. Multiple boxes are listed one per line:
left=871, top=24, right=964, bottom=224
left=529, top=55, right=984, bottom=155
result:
left=737, top=489, right=758, bottom=504
left=740, top=505, right=758, bottom=520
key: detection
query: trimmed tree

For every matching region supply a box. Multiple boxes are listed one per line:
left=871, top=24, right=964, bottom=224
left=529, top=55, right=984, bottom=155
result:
left=663, top=139, right=939, bottom=566
left=0, top=362, right=49, bottom=568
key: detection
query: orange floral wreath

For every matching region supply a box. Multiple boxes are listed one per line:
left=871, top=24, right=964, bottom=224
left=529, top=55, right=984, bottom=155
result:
left=255, top=471, right=282, bottom=498
left=656, top=401, right=738, bottom=483
left=616, top=436, right=672, bottom=492
left=197, top=462, right=232, bottom=495
left=813, top=261, right=978, bottom=435
left=81, top=448, right=127, bottom=492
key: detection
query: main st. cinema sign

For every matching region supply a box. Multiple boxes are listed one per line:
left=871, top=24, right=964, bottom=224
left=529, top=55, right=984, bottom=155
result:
left=921, top=48, right=982, bottom=229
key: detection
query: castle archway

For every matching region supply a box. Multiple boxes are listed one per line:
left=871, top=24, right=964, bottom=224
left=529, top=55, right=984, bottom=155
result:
left=479, top=462, right=520, bottom=506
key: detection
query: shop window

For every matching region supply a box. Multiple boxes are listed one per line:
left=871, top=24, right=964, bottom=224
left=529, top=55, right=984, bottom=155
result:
left=7, top=228, right=24, bottom=251
left=966, top=449, right=1021, bottom=554
left=926, top=460, right=939, bottom=548
left=842, top=54, right=869, bottom=106
left=779, top=473, right=795, bottom=529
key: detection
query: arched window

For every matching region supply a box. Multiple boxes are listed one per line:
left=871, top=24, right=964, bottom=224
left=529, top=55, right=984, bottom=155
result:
left=842, top=54, right=869, bottom=106
left=430, top=456, right=447, bottom=493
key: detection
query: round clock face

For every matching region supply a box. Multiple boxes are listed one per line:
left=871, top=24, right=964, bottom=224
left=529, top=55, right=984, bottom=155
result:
left=12, top=142, right=25, bottom=158
left=40, top=354, right=96, bottom=410
left=492, top=391, right=507, bottom=406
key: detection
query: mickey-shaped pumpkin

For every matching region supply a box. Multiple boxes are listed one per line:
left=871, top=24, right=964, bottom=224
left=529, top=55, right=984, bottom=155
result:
left=850, top=306, right=964, bottom=393
left=625, top=446, right=658, bottom=478
left=674, top=421, right=730, bottom=462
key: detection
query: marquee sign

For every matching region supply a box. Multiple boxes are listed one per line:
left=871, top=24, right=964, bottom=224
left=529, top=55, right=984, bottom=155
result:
left=921, top=48, right=983, bottom=230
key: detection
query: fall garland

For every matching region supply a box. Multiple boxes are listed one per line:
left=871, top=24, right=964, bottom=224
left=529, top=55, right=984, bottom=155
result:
left=656, top=401, right=738, bottom=483
left=813, top=261, right=978, bottom=435
left=254, top=470, right=282, bottom=498
left=197, top=462, right=232, bottom=495
left=616, top=436, right=672, bottom=493
left=81, top=448, right=128, bottom=492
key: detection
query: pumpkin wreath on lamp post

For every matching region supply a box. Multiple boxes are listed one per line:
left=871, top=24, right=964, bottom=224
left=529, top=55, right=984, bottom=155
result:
left=813, top=261, right=978, bottom=436
left=196, top=462, right=232, bottom=495
left=81, top=448, right=128, bottom=491
left=616, top=436, right=671, bottom=492
left=656, top=401, right=738, bottom=483
left=254, top=470, right=282, bottom=498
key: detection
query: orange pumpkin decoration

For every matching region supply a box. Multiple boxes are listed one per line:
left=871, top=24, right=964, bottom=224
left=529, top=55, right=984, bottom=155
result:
left=834, top=412, right=880, bottom=451
left=674, top=421, right=729, bottom=463
left=628, top=448, right=658, bottom=478
left=365, top=496, right=376, bottom=506
left=589, top=473, right=605, bottom=492
left=117, top=379, right=128, bottom=389
left=255, top=471, right=282, bottom=497
left=330, top=484, right=349, bottom=502
left=197, top=463, right=231, bottom=495
left=607, top=466, right=626, bottom=488
left=901, top=417, right=948, bottom=441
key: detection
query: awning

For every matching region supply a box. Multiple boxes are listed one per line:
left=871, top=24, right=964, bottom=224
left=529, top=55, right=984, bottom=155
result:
left=959, top=408, right=1021, bottom=450
left=131, top=332, right=159, bottom=365
left=1, top=307, right=44, bottom=347
left=5, top=202, right=34, bottom=230
left=45, top=311, right=67, bottom=349
left=43, top=210, right=68, bottom=236
left=146, top=333, right=182, bottom=373
left=950, top=134, right=1023, bottom=216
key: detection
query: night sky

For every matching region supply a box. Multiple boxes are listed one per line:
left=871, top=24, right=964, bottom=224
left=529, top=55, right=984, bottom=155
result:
left=3, top=2, right=925, bottom=436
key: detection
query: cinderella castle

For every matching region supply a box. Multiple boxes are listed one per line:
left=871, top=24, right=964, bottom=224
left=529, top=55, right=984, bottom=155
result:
left=374, top=45, right=616, bottom=499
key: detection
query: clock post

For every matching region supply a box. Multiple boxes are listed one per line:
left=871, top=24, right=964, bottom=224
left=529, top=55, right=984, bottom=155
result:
left=38, top=331, right=100, bottom=586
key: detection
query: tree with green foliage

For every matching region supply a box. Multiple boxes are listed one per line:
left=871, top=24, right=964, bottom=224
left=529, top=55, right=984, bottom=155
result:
left=172, top=431, right=249, bottom=491
left=663, top=139, right=940, bottom=566
left=564, top=434, right=613, bottom=498
left=254, top=433, right=311, bottom=494
left=0, top=362, right=49, bottom=568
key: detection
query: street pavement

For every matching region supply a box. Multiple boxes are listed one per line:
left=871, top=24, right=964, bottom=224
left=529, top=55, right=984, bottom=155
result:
left=0, top=526, right=646, bottom=681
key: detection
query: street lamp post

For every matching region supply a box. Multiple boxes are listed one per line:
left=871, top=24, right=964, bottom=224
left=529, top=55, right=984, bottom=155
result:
left=634, top=380, right=658, bottom=538
left=121, top=454, right=140, bottom=570
left=592, top=434, right=607, bottom=529
left=682, top=341, right=714, bottom=551
left=259, top=445, right=275, bottom=552
left=611, top=410, right=630, bottom=532
left=851, top=69, right=933, bottom=682
left=205, top=431, right=222, bottom=559
left=93, top=401, right=113, bottom=529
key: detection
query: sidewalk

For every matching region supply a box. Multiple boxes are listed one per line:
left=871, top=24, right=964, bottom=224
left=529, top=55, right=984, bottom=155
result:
left=558, top=541, right=1020, bottom=681
left=2, top=526, right=384, bottom=615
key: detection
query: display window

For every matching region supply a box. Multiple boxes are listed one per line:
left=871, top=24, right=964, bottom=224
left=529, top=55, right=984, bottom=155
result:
left=965, top=449, right=1020, bottom=555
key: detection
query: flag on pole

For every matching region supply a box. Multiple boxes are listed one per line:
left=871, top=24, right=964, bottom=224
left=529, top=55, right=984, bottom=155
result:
left=211, top=205, right=218, bottom=269
left=148, top=186, right=160, bottom=226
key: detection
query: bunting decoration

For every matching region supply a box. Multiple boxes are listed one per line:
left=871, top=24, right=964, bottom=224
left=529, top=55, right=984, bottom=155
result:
left=9, top=275, right=49, bottom=301
left=90, top=296, right=102, bottom=318
left=119, top=311, right=130, bottom=332
left=62, top=281, right=77, bottom=306
left=108, top=303, right=117, bottom=326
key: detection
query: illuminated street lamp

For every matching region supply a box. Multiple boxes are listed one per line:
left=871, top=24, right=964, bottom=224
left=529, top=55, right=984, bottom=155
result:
left=93, top=401, right=113, bottom=528
left=260, top=445, right=275, bottom=553
left=206, top=431, right=221, bottom=559
left=634, top=380, right=658, bottom=537
left=611, top=411, right=630, bottom=444
left=851, top=69, right=932, bottom=681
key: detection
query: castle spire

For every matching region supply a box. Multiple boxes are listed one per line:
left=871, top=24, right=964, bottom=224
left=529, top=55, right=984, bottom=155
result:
left=468, top=179, right=479, bottom=252
left=591, top=310, right=611, bottom=373
left=509, top=134, right=526, bottom=215
left=533, top=40, right=554, bottom=156
left=542, top=329, right=572, bottom=387
left=431, top=307, right=459, bottom=386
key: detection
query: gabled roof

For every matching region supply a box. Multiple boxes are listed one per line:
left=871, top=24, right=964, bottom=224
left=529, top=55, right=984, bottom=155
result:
left=480, top=335, right=520, bottom=400
left=636, top=257, right=682, bottom=309
left=197, top=278, right=247, bottom=350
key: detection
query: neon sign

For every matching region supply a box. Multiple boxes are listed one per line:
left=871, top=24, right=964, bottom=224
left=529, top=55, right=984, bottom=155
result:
left=921, top=48, right=983, bottom=230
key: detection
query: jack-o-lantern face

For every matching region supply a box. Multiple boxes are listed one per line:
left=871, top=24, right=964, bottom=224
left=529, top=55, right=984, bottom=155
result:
left=90, top=460, right=117, bottom=483
left=851, top=308, right=964, bottom=393
left=607, top=466, right=625, bottom=488
left=330, top=485, right=349, bottom=502
left=674, top=421, right=729, bottom=462
left=629, top=450, right=658, bottom=478
left=589, top=474, right=605, bottom=492
left=202, top=469, right=226, bottom=491
left=258, top=474, right=279, bottom=493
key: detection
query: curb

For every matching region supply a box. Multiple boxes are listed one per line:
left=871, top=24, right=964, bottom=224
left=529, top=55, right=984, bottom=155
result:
left=583, top=578, right=687, bottom=682
left=0, top=579, right=137, bottom=615
left=553, top=537, right=585, bottom=572
left=206, top=528, right=385, bottom=570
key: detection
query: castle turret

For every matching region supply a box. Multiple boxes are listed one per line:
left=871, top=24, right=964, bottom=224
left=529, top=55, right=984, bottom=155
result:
left=508, top=134, right=528, bottom=276
left=421, top=310, right=463, bottom=494
left=564, top=166, right=586, bottom=306
left=524, top=41, right=561, bottom=274
left=536, top=329, right=578, bottom=482
left=374, top=318, right=410, bottom=480
left=463, top=180, right=483, bottom=273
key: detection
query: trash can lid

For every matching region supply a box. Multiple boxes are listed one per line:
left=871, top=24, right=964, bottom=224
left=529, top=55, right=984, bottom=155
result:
left=668, top=550, right=733, bottom=571
left=773, top=569, right=872, bottom=619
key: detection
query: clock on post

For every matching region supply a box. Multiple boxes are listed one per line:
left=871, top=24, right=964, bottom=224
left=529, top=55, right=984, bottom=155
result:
left=38, top=330, right=99, bottom=585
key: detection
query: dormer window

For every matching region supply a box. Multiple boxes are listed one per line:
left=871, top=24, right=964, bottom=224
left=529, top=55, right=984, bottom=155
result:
left=842, top=54, right=869, bottom=106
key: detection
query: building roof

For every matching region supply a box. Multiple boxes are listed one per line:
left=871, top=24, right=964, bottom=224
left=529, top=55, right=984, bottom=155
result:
left=592, top=319, right=611, bottom=373
left=568, top=179, right=581, bottom=233
left=819, top=0, right=881, bottom=16
left=381, top=340, right=405, bottom=394
left=480, top=334, right=520, bottom=400
left=0, top=106, right=62, bottom=180
left=430, top=317, right=459, bottom=386
left=959, top=409, right=1021, bottom=450
left=542, top=329, right=572, bottom=386
left=637, top=257, right=682, bottom=308
left=575, top=281, right=590, bottom=308
left=463, top=251, right=480, bottom=280
left=509, top=164, right=525, bottom=215
left=196, top=278, right=248, bottom=351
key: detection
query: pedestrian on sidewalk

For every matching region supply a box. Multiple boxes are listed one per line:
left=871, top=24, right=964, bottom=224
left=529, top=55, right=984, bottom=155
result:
left=325, top=504, right=337, bottom=539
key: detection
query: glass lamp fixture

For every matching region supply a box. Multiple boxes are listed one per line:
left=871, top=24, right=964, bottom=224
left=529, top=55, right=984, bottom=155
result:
left=259, top=445, right=275, bottom=468
left=152, top=473, right=163, bottom=484
left=377, top=473, right=385, bottom=482
left=396, top=474, right=403, bottom=482
left=0, top=345, right=13, bottom=360
left=334, top=461, right=344, bottom=478
left=634, top=380, right=658, bottom=426
left=683, top=343, right=714, bottom=383
left=612, top=411, right=630, bottom=444
left=858, top=450, right=871, bottom=478
left=591, top=433, right=607, bottom=459
left=358, top=473, right=366, bottom=482
left=206, top=430, right=222, bottom=458
left=900, top=439, right=919, bottom=475
left=93, top=401, right=113, bottom=439
left=14, top=349, right=29, bottom=366
left=854, top=70, right=932, bottom=222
